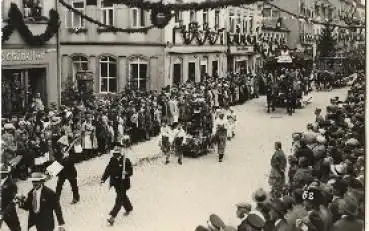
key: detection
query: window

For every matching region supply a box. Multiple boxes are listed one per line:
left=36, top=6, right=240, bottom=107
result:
left=66, top=1, right=85, bottom=28
left=202, top=9, right=208, bottom=26
left=229, top=12, right=236, bottom=33
left=129, top=58, right=147, bottom=91
left=131, top=8, right=145, bottom=27
left=188, top=62, right=196, bottom=82
left=212, top=60, right=218, bottom=77
left=174, top=11, right=182, bottom=23
left=99, top=56, right=117, bottom=93
left=271, top=10, right=280, bottom=18
left=72, top=56, right=88, bottom=81
left=214, top=10, right=220, bottom=28
left=236, top=13, right=241, bottom=32
left=243, top=17, right=248, bottom=34
left=23, top=0, right=43, bottom=19
left=249, top=16, right=253, bottom=33
left=101, top=0, right=114, bottom=26
left=190, top=10, right=196, bottom=22
left=262, top=8, right=272, bottom=18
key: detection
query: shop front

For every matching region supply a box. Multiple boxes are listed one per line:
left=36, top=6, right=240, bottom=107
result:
left=228, top=45, right=256, bottom=74
left=165, top=46, right=228, bottom=85
left=1, top=48, right=58, bottom=116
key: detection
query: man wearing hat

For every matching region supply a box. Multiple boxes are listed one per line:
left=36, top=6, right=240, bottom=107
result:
left=264, top=198, right=291, bottom=231
left=212, top=111, right=229, bottom=162
left=332, top=195, right=363, bottom=231
left=55, top=135, right=80, bottom=204
left=238, top=212, right=266, bottom=231
left=18, top=172, right=65, bottom=231
left=101, top=145, right=133, bottom=225
left=207, top=214, right=226, bottom=231
left=0, top=164, right=21, bottom=231
left=236, top=202, right=252, bottom=221
left=328, top=179, right=348, bottom=223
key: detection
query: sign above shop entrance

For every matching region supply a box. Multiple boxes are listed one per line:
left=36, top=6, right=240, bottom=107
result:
left=2, top=49, right=46, bottom=63
left=229, top=46, right=254, bottom=54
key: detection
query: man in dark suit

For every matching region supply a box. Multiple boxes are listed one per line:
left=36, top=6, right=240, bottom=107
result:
left=0, top=164, right=21, bottom=231
left=55, top=136, right=80, bottom=204
left=101, top=145, right=133, bottom=226
left=19, top=172, right=65, bottom=231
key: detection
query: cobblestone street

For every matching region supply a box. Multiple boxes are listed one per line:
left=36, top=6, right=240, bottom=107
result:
left=7, top=88, right=348, bottom=231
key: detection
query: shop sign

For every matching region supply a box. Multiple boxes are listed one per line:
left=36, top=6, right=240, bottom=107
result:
left=230, top=46, right=254, bottom=54
left=2, top=49, right=46, bottom=63
left=277, top=55, right=293, bottom=63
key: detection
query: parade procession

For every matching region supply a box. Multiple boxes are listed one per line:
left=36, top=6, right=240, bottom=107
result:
left=0, top=0, right=366, bottom=230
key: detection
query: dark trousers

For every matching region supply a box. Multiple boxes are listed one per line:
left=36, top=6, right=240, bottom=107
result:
left=109, top=184, right=133, bottom=218
left=56, top=176, right=80, bottom=201
left=2, top=205, right=21, bottom=231
left=287, top=99, right=295, bottom=114
left=267, top=95, right=275, bottom=112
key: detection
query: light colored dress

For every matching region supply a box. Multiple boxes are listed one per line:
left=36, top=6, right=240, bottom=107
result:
left=81, top=121, right=96, bottom=150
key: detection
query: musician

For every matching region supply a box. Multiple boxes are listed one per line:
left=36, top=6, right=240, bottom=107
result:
left=55, top=135, right=80, bottom=204
left=213, top=111, right=229, bottom=162
left=101, top=145, right=133, bottom=226
left=0, top=164, right=21, bottom=231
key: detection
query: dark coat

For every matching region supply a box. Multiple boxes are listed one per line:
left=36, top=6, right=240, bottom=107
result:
left=237, top=219, right=248, bottom=231
left=101, top=156, right=133, bottom=190
left=332, top=217, right=363, bottom=231
left=1, top=177, right=17, bottom=215
left=58, top=156, right=77, bottom=179
left=22, top=186, right=65, bottom=230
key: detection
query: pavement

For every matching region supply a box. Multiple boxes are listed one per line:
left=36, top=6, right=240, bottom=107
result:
left=4, top=87, right=348, bottom=231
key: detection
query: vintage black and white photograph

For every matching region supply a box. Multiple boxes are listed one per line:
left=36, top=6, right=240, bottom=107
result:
left=0, top=0, right=366, bottom=230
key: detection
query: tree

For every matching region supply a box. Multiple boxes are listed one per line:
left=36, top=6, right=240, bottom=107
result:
left=317, top=26, right=337, bottom=58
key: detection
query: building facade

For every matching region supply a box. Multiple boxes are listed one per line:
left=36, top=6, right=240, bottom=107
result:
left=226, top=4, right=262, bottom=74
left=59, top=0, right=166, bottom=94
left=2, top=0, right=59, bottom=116
left=163, top=8, right=228, bottom=85
left=262, top=0, right=315, bottom=59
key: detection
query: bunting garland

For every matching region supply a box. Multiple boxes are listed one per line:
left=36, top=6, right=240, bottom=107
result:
left=109, top=0, right=263, bottom=11
left=264, top=2, right=365, bottom=29
left=2, top=3, right=60, bottom=45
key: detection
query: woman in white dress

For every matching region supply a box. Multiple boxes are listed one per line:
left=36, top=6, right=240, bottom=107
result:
left=81, top=113, right=97, bottom=159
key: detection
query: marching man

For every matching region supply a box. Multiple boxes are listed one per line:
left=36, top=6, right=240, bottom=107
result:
left=101, top=144, right=133, bottom=226
left=172, top=123, right=187, bottom=165
left=213, top=111, right=229, bottom=162
left=159, top=120, right=173, bottom=164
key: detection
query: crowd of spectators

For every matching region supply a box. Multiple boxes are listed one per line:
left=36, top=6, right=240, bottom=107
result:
left=195, top=70, right=365, bottom=231
left=1, top=74, right=260, bottom=180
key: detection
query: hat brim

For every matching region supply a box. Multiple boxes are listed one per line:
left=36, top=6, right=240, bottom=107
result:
left=28, top=176, right=47, bottom=182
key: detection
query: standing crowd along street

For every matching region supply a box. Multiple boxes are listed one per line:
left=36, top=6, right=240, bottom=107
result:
left=0, top=68, right=365, bottom=231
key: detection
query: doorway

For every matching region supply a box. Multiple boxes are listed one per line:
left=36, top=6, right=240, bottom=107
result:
left=173, top=63, right=182, bottom=85
left=1, top=68, right=46, bottom=116
left=188, top=62, right=196, bottom=82
left=212, top=60, right=218, bottom=77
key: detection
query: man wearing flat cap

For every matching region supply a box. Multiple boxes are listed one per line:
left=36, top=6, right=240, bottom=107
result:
left=101, top=145, right=133, bottom=226
left=0, top=164, right=21, bottom=231
left=18, top=172, right=65, bottom=231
